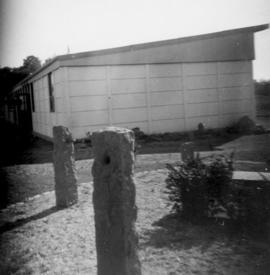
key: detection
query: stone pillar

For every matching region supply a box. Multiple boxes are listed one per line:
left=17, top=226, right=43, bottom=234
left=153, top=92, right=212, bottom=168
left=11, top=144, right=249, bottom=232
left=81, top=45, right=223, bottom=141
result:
left=92, top=127, right=141, bottom=275
left=180, top=142, right=194, bottom=162
left=53, top=126, right=78, bottom=209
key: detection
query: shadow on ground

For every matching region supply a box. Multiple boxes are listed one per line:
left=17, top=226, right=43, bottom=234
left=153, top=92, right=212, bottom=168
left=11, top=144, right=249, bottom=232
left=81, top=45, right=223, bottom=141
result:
left=0, top=120, right=53, bottom=167
left=141, top=213, right=239, bottom=252
left=0, top=206, right=59, bottom=234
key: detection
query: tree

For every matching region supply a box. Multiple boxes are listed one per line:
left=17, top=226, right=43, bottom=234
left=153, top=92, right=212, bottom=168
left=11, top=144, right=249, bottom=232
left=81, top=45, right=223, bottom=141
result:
left=22, top=55, right=42, bottom=74
left=44, top=57, right=54, bottom=65
left=0, top=55, right=42, bottom=103
left=0, top=67, right=28, bottom=102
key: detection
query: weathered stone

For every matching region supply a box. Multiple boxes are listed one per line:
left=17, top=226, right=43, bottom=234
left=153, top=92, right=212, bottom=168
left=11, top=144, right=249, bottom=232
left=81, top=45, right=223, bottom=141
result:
left=53, top=126, right=78, bottom=209
left=92, top=127, right=141, bottom=275
left=180, top=142, right=194, bottom=162
left=197, top=122, right=206, bottom=135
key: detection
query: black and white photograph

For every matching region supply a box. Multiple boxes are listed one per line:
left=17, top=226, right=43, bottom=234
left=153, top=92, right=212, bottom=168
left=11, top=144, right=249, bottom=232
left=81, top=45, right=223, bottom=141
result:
left=0, top=0, right=270, bottom=274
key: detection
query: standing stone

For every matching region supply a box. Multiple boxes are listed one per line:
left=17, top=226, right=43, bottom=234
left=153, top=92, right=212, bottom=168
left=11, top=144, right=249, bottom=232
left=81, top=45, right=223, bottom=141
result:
left=180, top=142, right=195, bottom=162
left=92, top=127, right=141, bottom=275
left=53, top=126, right=78, bottom=209
left=198, top=122, right=205, bottom=135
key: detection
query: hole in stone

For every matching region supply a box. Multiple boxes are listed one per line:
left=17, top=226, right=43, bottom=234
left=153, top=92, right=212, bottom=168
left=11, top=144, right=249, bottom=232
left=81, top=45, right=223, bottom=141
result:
left=103, top=155, right=111, bottom=165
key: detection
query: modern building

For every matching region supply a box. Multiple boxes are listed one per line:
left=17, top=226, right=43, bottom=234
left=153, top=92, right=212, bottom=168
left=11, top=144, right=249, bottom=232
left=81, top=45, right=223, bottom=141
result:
left=6, top=24, right=268, bottom=140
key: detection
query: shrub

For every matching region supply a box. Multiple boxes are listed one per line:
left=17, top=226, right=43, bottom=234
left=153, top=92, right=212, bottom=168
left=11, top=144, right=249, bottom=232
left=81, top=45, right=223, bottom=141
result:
left=165, top=153, right=234, bottom=222
left=131, top=127, right=146, bottom=140
left=165, top=153, right=270, bottom=238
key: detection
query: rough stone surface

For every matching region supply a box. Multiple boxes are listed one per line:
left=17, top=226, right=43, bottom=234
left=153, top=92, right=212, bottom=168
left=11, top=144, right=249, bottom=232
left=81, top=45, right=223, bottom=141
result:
left=180, top=142, right=195, bottom=162
left=53, top=126, right=78, bottom=209
left=92, top=127, right=141, bottom=275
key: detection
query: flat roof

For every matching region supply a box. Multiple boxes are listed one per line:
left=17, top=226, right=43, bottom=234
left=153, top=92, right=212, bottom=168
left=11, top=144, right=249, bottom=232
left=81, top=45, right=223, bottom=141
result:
left=14, top=23, right=269, bottom=90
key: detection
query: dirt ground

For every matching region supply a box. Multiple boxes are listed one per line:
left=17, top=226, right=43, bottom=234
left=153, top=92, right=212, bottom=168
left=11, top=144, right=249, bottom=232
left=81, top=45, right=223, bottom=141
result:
left=1, top=169, right=270, bottom=274
left=0, top=134, right=270, bottom=274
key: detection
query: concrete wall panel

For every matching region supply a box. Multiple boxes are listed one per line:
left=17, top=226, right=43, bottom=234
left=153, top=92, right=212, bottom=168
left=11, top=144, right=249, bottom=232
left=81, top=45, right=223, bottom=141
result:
left=69, top=80, right=107, bottom=96
left=71, top=110, right=108, bottom=126
left=112, top=93, right=147, bottom=109
left=149, top=64, right=181, bottom=77
left=111, top=78, right=146, bottom=94
left=218, top=61, right=252, bottom=74
left=112, top=108, right=147, bottom=123
left=186, top=89, right=218, bottom=103
left=150, top=77, right=182, bottom=92
left=186, top=102, right=219, bottom=117
left=218, top=73, right=252, bottom=88
left=184, top=63, right=216, bottom=75
left=53, top=68, right=65, bottom=84
left=68, top=67, right=106, bottom=81
left=187, top=75, right=217, bottom=90
left=150, top=91, right=184, bottom=106
left=221, top=86, right=252, bottom=100
left=110, top=65, right=145, bottom=79
left=151, top=105, right=184, bottom=120
left=71, top=95, right=107, bottom=112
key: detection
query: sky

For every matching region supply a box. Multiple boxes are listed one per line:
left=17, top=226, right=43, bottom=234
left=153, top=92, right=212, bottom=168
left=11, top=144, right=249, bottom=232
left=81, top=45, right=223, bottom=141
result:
left=0, top=0, right=269, bottom=80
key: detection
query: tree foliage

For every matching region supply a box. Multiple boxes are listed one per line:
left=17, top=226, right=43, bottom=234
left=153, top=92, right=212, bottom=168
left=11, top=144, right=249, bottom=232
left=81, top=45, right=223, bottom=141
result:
left=0, top=67, right=28, bottom=101
left=22, top=55, right=42, bottom=74
left=0, top=55, right=42, bottom=102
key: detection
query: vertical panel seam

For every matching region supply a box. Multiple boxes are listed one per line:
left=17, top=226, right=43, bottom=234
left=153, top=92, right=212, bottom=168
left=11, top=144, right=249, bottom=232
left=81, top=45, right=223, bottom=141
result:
left=106, top=66, right=113, bottom=126
left=145, top=65, right=152, bottom=134
left=182, top=63, right=188, bottom=131
left=216, top=62, right=223, bottom=128
left=250, top=61, right=256, bottom=119
left=63, top=67, right=72, bottom=129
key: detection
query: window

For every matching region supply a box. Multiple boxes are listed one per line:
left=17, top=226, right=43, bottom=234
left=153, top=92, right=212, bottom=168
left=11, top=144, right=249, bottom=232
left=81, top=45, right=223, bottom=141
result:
left=48, top=72, right=55, bottom=112
left=30, top=83, right=35, bottom=112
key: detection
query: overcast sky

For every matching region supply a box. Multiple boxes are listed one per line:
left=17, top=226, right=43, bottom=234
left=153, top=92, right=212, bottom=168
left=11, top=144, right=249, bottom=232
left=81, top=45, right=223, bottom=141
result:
left=0, top=0, right=269, bottom=80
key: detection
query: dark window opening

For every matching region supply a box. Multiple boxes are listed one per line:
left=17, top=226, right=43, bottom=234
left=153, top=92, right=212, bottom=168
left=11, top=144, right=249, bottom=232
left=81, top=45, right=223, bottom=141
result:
left=48, top=72, right=55, bottom=112
left=30, top=83, right=35, bottom=112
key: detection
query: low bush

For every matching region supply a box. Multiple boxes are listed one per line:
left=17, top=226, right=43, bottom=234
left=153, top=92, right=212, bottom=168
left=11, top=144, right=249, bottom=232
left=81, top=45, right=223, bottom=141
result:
left=165, top=153, right=270, bottom=238
left=165, top=154, right=233, bottom=222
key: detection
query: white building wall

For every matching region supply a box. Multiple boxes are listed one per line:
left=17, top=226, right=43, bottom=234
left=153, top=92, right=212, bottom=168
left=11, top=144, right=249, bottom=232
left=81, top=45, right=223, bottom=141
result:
left=67, top=66, right=109, bottom=138
left=31, top=60, right=254, bottom=139
left=32, top=68, right=67, bottom=138
left=65, top=60, right=254, bottom=139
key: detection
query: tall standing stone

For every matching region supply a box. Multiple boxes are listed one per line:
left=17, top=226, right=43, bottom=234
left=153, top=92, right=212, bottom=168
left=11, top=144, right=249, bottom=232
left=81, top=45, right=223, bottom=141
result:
left=92, top=127, right=141, bottom=275
left=53, top=126, right=78, bottom=209
left=180, top=142, right=195, bottom=162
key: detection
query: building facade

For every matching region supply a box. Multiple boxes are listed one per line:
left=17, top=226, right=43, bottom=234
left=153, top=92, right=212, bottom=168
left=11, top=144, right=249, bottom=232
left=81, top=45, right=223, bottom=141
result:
left=7, top=24, right=268, bottom=140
